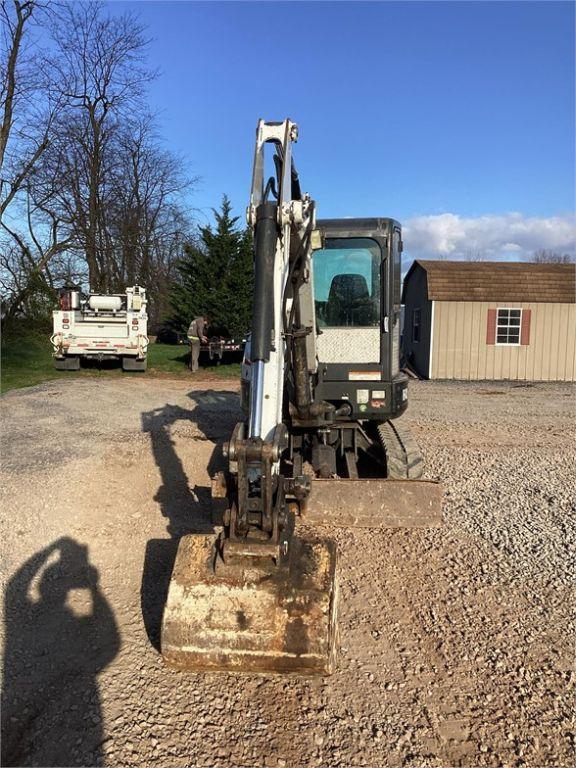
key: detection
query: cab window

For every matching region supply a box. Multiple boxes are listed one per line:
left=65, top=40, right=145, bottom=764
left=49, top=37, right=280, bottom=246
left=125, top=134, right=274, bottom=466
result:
left=313, top=238, right=381, bottom=328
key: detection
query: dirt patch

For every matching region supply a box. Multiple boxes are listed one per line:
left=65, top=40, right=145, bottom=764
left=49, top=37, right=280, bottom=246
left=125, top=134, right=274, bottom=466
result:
left=1, top=378, right=574, bottom=767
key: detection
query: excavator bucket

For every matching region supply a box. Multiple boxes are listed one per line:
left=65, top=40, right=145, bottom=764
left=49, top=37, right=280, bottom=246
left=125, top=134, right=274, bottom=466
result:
left=302, top=479, right=443, bottom=528
left=161, top=534, right=339, bottom=674
left=161, top=479, right=440, bottom=675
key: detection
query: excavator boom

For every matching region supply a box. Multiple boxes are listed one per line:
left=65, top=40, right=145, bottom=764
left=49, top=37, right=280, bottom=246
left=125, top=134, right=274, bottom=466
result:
left=162, top=119, right=340, bottom=674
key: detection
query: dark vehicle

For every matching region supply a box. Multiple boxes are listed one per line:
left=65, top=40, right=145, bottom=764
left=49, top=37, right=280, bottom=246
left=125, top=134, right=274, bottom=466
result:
left=155, top=328, right=187, bottom=345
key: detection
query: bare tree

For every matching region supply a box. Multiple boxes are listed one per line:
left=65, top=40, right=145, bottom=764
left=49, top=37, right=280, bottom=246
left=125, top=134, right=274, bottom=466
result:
left=1, top=1, right=196, bottom=328
left=463, top=248, right=486, bottom=262
left=46, top=1, right=156, bottom=290
left=0, top=199, right=81, bottom=324
left=0, top=0, right=64, bottom=221
left=108, top=117, right=194, bottom=323
left=531, top=249, right=574, bottom=264
left=0, top=0, right=75, bottom=322
left=0, top=0, right=34, bottom=173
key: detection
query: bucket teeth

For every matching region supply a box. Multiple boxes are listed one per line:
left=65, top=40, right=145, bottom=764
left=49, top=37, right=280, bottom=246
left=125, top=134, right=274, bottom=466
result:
left=161, top=534, right=339, bottom=675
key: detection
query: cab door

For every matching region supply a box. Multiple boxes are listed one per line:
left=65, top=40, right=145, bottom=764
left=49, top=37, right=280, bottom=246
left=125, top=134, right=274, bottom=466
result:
left=380, top=226, right=401, bottom=381
left=313, top=236, right=383, bottom=376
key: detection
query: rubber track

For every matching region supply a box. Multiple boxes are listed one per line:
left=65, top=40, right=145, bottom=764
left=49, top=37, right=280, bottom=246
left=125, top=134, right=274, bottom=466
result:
left=377, top=420, right=424, bottom=480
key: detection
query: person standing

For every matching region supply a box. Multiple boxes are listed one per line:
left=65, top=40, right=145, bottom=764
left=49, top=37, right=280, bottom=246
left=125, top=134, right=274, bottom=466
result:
left=187, top=314, right=210, bottom=372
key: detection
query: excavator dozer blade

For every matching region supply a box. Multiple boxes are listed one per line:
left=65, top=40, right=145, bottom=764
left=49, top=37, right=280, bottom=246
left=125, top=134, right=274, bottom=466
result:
left=161, top=534, right=339, bottom=675
left=302, top=479, right=443, bottom=528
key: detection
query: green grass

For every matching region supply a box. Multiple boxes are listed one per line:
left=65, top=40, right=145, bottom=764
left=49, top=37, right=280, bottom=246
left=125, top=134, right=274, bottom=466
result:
left=146, top=343, right=241, bottom=379
left=0, top=332, right=240, bottom=394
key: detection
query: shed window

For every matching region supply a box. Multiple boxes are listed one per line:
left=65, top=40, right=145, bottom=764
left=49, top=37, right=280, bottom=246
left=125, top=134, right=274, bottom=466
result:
left=412, top=308, right=421, bottom=343
left=496, top=308, right=522, bottom=345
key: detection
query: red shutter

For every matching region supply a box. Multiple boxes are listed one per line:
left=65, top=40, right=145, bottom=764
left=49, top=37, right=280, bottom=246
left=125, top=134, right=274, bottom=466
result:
left=486, top=308, right=497, bottom=345
left=520, top=309, right=531, bottom=345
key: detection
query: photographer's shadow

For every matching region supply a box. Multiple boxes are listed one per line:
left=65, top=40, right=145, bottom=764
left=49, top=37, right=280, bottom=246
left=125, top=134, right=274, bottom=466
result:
left=1, top=537, right=120, bottom=767
left=140, top=389, right=241, bottom=649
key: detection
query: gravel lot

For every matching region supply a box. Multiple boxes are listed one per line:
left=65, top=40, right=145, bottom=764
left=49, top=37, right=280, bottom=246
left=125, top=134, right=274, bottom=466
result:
left=1, top=376, right=574, bottom=768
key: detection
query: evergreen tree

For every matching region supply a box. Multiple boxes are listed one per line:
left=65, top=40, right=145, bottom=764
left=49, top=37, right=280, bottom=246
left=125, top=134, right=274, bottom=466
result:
left=169, top=196, right=254, bottom=337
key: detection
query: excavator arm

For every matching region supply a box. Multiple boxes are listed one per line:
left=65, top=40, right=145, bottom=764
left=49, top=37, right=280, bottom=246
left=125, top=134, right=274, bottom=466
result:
left=222, top=119, right=331, bottom=565
left=161, top=120, right=340, bottom=675
left=246, top=118, right=316, bottom=442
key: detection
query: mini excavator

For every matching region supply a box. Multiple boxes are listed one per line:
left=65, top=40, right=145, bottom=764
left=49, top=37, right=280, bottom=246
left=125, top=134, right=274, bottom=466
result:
left=161, top=119, right=442, bottom=674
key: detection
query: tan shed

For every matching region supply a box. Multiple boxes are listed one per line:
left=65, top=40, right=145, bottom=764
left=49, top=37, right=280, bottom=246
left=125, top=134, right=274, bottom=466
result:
left=401, top=261, right=576, bottom=381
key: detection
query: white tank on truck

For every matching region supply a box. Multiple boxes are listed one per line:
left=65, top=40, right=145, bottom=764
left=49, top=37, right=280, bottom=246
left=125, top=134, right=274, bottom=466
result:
left=88, top=295, right=123, bottom=312
left=51, top=285, right=148, bottom=371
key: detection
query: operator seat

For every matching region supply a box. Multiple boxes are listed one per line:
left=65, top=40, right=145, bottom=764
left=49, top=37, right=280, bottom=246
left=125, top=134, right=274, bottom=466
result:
left=326, top=273, right=375, bottom=326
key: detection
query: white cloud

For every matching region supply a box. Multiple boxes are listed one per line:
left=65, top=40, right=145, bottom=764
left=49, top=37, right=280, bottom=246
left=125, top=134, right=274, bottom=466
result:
left=403, top=212, right=576, bottom=261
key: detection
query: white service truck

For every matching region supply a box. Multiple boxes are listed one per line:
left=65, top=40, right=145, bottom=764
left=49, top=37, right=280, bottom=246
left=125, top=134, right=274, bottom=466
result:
left=51, top=285, right=148, bottom=371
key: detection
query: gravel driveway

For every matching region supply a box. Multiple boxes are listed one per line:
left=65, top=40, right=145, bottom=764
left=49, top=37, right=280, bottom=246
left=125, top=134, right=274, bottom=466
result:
left=1, top=377, right=574, bottom=768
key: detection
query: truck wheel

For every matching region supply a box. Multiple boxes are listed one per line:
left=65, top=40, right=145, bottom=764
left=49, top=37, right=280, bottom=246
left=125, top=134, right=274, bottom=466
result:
left=54, top=356, right=80, bottom=371
left=122, top=357, right=147, bottom=372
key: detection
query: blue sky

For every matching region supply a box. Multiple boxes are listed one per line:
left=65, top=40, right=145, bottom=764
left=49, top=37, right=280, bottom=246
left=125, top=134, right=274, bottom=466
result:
left=107, top=1, right=575, bottom=259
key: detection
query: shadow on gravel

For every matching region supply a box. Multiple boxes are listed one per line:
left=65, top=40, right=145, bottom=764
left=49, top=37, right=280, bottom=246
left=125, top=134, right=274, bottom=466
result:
left=1, top=537, right=120, bottom=767
left=140, top=390, right=241, bottom=650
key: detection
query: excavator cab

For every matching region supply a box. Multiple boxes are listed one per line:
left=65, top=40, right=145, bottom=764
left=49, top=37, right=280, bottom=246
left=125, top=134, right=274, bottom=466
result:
left=313, top=218, right=407, bottom=423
